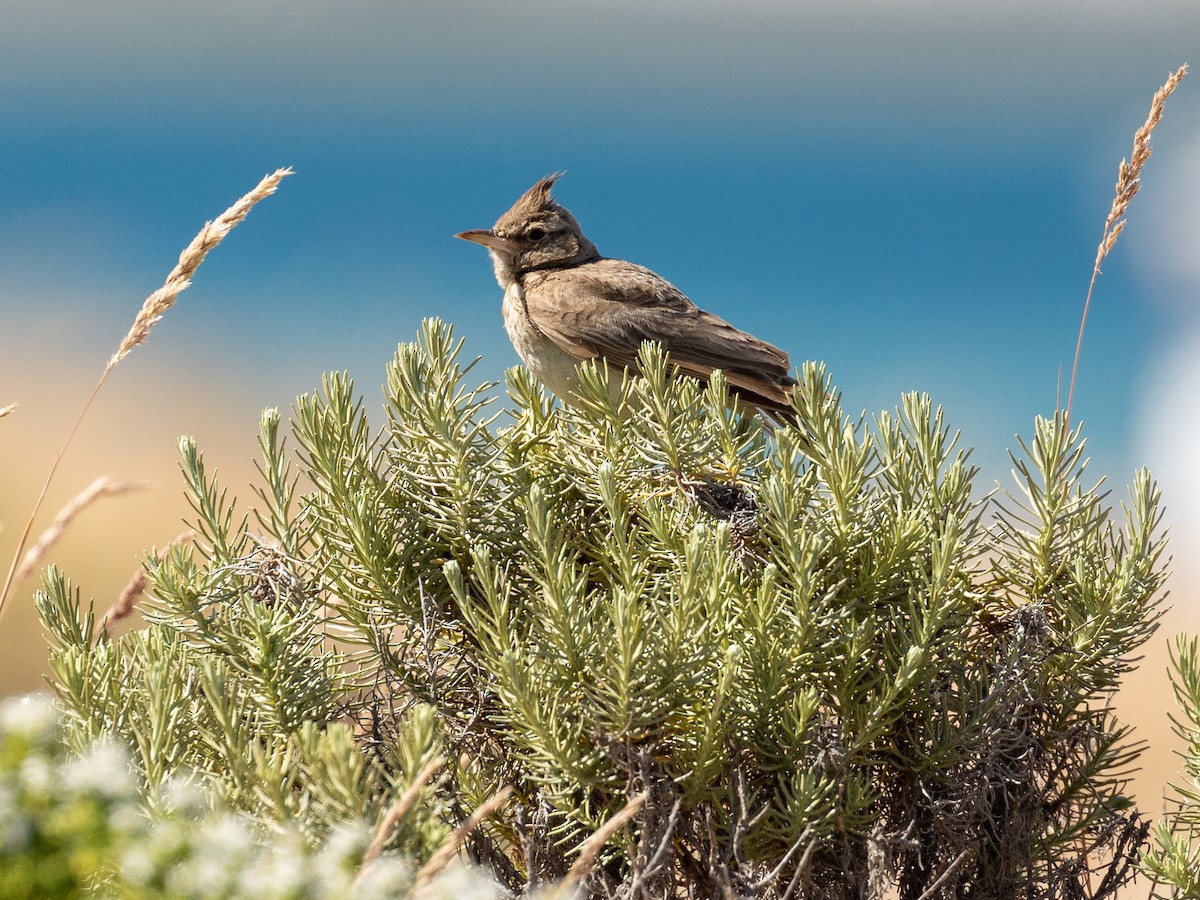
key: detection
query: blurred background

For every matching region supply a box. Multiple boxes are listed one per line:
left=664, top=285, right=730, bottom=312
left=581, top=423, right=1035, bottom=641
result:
left=2, top=0, right=1198, bottom=815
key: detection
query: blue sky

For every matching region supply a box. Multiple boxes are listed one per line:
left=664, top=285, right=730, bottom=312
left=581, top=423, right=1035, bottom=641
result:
left=2, top=1, right=1198, bottom=509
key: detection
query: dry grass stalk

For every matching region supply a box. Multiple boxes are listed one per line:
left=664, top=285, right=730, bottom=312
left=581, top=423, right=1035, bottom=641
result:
left=356, top=755, right=447, bottom=879
left=0, top=168, right=291, bottom=621
left=96, top=529, right=194, bottom=641
left=14, top=477, right=150, bottom=586
left=110, top=167, right=293, bottom=369
left=1066, top=65, right=1187, bottom=423
left=561, top=791, right=649, bottom=888
left=412, top=786, right=514, bottom=893
left=0, top=403, right=15, bottom=419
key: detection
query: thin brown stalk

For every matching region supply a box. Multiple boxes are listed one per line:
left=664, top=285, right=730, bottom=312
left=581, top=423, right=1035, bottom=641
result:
left=14, top=477, right=150, bottom=586
left=561, top=792, right=649, bottom=889
left=0, top=168, right=291, bottom=621
left=355, top=756, right=446, bottom=879
left=1066, top=65, right=1186, bottom=425
left=96, top=529, right=194, bottom=641
left=412, top=786, right=513, bottom=892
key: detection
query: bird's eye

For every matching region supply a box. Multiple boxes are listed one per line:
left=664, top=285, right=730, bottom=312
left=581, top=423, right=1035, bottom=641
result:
left=526, top=226, right=546, bottom=241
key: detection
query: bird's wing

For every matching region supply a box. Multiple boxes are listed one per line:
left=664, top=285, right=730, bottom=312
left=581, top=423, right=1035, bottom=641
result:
left=523, top=260, right=797, bottom=412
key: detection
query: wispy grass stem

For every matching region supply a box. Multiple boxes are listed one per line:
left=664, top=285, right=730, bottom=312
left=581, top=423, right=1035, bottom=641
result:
left=0, top=168, right=292, bottom=621
left=1066, top=66, right=1186, bottom=425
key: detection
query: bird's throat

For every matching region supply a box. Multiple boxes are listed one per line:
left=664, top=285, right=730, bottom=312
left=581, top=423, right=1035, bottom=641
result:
left=488, top=249, right=519, bottom=290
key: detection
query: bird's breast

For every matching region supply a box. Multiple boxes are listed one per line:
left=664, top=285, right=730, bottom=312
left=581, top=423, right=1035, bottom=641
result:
left=502, top=281, right=588, bottom=400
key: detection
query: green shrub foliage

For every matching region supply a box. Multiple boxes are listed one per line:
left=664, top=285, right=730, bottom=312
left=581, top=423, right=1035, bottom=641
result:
left=0, top=693, right=502, bottom=899
left=1143, top=638, right=1200, bottom=897
left=38, top=320, right=1168, bottom=898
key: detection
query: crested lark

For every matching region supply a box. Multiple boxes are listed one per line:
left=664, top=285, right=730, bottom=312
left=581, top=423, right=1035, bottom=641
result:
left=456, top=174, right=798, bottom=420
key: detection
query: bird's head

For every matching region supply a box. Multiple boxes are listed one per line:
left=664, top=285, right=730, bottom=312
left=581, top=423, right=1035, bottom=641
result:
left=456, top=173, right=599, bottom=286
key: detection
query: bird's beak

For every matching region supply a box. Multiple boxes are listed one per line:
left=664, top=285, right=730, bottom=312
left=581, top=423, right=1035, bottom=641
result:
left=454, top=229, right=521, bottom=255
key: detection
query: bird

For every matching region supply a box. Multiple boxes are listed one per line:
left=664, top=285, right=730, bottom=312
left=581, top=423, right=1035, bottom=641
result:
left=455, top=174, right=798, bottom=421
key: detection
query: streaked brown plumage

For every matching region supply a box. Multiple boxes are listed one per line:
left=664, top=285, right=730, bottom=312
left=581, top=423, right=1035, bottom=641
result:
left=455, top=174, right=798, bottom=419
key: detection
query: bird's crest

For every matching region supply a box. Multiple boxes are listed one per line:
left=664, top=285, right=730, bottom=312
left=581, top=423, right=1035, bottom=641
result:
left=497, top=172, right=566, bottom=230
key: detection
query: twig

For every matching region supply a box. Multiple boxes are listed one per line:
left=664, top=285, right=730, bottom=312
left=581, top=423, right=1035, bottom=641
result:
left=750, top=824, right=815, bottom=891
left=915, top=848, right=971, bottom=900
left=780, top=834, right=819, bottom=900
left=626, top=798, right=682, bottom=895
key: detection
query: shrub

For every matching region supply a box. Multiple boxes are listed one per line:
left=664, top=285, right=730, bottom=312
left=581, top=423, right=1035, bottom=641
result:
left=37, top=321, right=1168, bottom=898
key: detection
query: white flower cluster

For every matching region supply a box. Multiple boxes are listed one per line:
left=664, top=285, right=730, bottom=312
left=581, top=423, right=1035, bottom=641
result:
left=0, top=693, right=502, bottom=899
